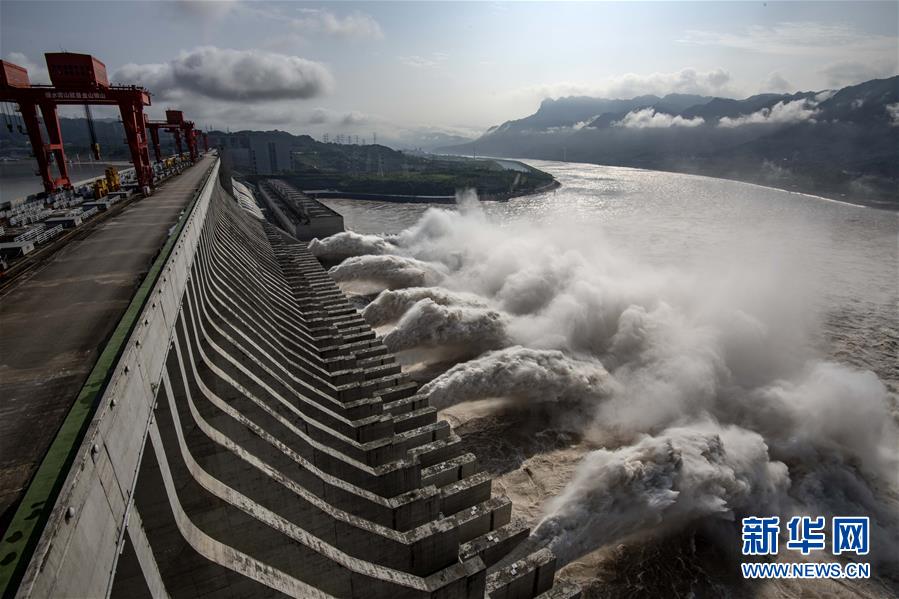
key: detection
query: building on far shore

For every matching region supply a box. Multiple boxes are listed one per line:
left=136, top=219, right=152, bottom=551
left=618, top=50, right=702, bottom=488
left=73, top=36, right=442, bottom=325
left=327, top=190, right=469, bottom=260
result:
left=209, top=131, right=295, bottom=175
left=256, top=178, right=344, bottom=240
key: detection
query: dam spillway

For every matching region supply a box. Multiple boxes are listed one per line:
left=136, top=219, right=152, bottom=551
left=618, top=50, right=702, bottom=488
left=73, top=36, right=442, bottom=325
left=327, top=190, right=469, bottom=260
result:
left=2, top=157, right=579, bottom=599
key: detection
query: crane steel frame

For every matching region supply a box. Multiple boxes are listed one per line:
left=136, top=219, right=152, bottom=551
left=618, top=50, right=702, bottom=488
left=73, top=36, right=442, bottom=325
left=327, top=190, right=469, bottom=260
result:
left=144, top=109, right=202, bottom=164
left=0, top=53, right=154, bottom=194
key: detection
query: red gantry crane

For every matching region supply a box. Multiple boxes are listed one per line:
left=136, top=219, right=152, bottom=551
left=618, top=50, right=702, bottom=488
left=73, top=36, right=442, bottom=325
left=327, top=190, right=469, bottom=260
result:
left=144, top=109, right=197, bottom=163
left=0, top=52, right=154, bottom=194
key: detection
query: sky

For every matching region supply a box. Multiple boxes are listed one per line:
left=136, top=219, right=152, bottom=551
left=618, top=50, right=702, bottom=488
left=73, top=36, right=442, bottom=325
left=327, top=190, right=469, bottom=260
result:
left=2, top=1, right=897, bottom=146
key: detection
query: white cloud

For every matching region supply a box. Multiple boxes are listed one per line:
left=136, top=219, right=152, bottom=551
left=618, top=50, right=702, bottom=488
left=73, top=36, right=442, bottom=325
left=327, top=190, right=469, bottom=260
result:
left=304, top=110, right=480, bottom=148
left=168, top=0, right=238, bottom=20
left=516, top=67, right=735, bottom=101
left=398, top=53, right=448, bottom=69
left=114, top=46, right=333, bottom=102
left=341, top=111, right=369, bottom=125
left=718, top=98, right=820, bottom=128
left=301, top=108, right=371, bottom=127
left=679, top=22, right=896, bottom=58
left=4, top=52, right=50, bottom=85
left=819, top=60, right=898, bottom=88
left=613, top=108, right=706, bottom=129
left=887, top=103, right=899, bottom=127
left=763, top=72, right=793, bottom=93
left=114, top=61, right=171, bottom=89
left=399, top=56, right=437, bottom=68
left=376, top=125, right=479, bottom=149
left=306, top=108, right=332, bottom=125
left=205, top=104, right=296, bottom=127
left=292, top=8, right=383, bottom=40
left=163, top=97, right=477, bottom=149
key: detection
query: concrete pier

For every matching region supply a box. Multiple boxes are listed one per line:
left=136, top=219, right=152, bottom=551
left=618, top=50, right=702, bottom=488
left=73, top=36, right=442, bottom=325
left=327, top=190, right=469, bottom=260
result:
left=3, top=157, right=580, bottom=598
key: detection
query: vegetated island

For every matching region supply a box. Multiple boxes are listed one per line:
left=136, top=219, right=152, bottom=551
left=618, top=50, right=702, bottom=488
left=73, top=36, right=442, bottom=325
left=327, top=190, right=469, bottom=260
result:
left=227, top=134, right=559, bottom=203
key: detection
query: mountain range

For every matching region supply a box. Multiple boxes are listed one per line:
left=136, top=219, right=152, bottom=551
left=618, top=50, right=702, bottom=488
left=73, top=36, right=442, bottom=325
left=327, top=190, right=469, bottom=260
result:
left=441, top=77, right=899, bottom=208
left=0, top=117, right=178, bottom=160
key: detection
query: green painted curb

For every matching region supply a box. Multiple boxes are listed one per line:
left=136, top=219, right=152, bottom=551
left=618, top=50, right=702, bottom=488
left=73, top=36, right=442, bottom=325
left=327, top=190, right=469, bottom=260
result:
left=0, top=162, right=215, bottom=598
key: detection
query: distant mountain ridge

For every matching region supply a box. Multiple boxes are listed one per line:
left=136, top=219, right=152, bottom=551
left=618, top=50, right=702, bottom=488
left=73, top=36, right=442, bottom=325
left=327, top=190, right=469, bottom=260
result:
left=0, top=117, right=176, bottom=159
left=443, top=77, right=899, bottom=208
left=490, top=95, right=664, bottom=135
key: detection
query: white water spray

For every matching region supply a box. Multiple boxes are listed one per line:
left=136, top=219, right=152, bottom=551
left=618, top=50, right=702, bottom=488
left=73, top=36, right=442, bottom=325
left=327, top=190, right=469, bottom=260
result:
left=311, top=189, right=899, bottom=566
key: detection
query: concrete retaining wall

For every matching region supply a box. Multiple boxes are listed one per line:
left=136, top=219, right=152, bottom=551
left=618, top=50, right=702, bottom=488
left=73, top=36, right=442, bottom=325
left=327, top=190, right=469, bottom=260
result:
left=14, top=160, right=220, bottom=599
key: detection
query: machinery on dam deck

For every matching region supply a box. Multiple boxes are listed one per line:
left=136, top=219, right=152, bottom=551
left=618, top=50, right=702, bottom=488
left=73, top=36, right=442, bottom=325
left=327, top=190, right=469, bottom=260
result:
left=1, top=157, right=580, bottom=598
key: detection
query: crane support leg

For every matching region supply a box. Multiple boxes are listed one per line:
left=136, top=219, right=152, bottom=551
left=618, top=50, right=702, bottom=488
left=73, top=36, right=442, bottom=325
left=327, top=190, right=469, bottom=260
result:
left=118, top=101, right=153, bottom=193
left=38, top=102, right=71, bottom=190
left=148, top=125, right=161, bottom=163
left=186, top=129, right=198, bottom=163
left=18, top=102, right=56, bottom=193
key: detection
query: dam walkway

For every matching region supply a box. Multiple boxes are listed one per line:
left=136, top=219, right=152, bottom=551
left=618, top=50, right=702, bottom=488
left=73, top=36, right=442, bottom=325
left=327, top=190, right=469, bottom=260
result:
left=0, top=155, right=215, bottom=528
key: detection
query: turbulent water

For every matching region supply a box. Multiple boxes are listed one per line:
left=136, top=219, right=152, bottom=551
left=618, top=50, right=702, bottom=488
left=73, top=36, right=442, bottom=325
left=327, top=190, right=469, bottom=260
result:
left=316, top=161, right=898, bottom=597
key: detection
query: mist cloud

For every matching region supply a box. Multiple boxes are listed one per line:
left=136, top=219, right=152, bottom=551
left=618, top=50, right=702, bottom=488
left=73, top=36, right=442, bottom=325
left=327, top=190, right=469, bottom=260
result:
left=329, top=254, right=446, bottom=289
left=114, top=46, right=333, bottom=102
left=318, top=189, right=898, bottom=566
left=362, top=287, right=489, bottom=327
left=603, top=67, right=731, bottom=98
left=718, top=98, right=820, bottom=128
left=382, top=299, right=508, bottom=355
left=763, top=72, right=793, bottom=93
left=532, top=422, right=790, bottom=564
left=887, top=102, right=899, bottom=126
left=309, top=230, right=397, bottom=261
left=613, top=108, right=706, bottom=129
left=521, top=67, right=734, bottom=102
left=421, top=346, right=612, bottom=411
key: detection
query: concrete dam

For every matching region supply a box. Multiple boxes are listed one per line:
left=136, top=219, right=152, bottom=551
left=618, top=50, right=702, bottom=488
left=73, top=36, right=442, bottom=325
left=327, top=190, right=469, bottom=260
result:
left=1, top=157, right=580, bottom=598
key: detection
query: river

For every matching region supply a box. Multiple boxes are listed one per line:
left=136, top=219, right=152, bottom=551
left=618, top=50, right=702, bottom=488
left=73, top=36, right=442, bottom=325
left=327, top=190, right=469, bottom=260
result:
left=0, top=160, right=128, bottom=203
left=315, top=160, right=898, bottom=595
left=319, top=159, right=897, bottom=391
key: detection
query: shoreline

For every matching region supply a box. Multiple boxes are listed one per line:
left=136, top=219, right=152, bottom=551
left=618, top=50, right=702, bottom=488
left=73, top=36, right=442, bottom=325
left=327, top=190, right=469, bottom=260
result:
left=518, top=158, right=898, bottom=212
left=305, top=178, right=561, bottom=204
